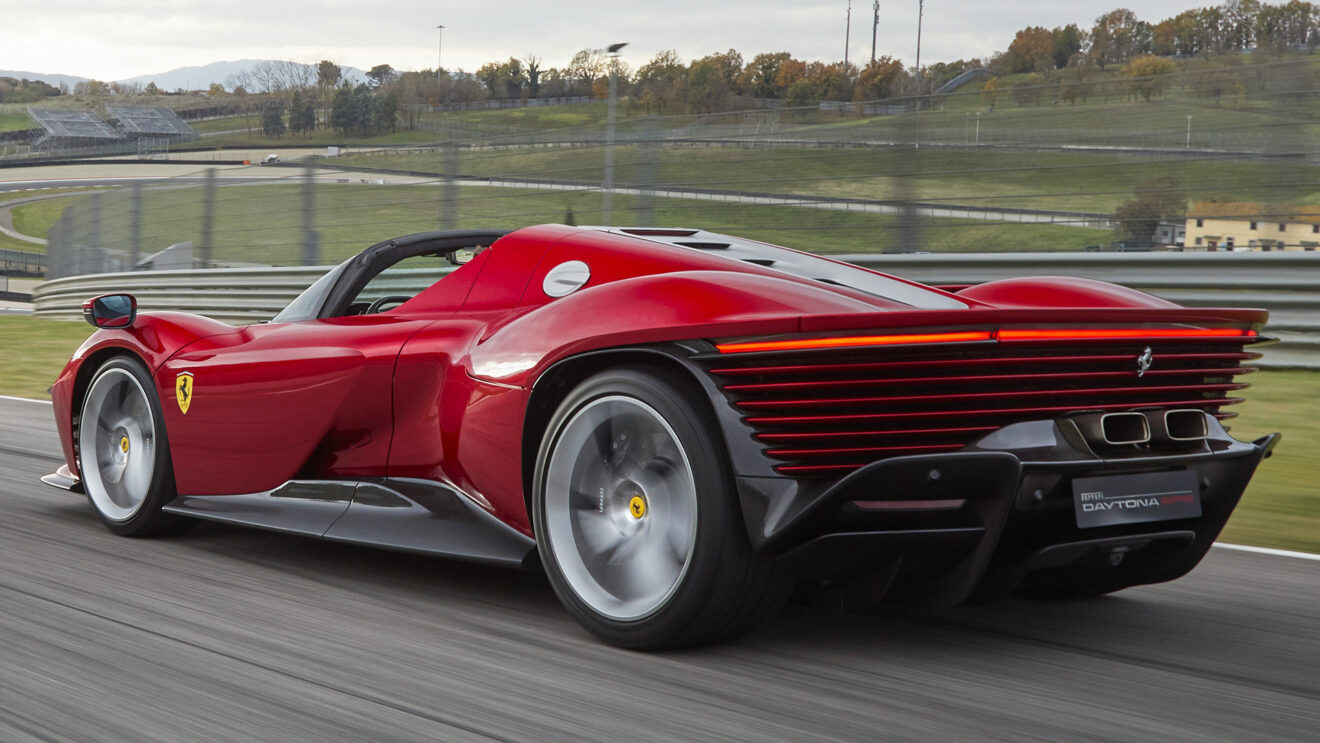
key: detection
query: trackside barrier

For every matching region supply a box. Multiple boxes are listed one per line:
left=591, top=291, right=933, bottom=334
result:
left=32, top=252, right=1320, bottom=368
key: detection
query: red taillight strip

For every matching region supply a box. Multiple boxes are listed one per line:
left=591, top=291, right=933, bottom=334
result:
left=724, top=367, right=1252, bottom=393
left=746, top=397, right=1243, bottom=425
left=714, top=331, right=993, bottom=354
left=756, top=425, right=999, bottom=441
left=737, top=382, right=1246, bottom=409
left=715, top=328, right=1256, bottom=354
left=776, top=463, right=872, bottom=474
left=997, top=328, right=1256, bottom=341
left=766, top=443, right=965, bottom=458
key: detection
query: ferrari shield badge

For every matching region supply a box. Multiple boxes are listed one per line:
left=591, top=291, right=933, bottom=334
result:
left=176, top=372, right=194, bottom=414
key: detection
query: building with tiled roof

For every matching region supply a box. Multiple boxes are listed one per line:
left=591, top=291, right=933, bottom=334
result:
left=1184, top=202, right=1320, bottom=251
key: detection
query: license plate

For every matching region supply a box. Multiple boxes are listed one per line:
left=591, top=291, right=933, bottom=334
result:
left=1072, top=470, right=1201, bottom=529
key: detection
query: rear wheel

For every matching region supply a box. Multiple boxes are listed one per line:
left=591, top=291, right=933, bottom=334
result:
left=533, top=367, right=789, bottom=649
left=78, top=357, right=192, bottom=537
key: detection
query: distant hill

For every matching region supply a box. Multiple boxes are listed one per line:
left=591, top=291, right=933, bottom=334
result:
left=0, top=70, right=89, bottom=88
left=2, top=61, right=367, bottom=94
left=116, top=60, right=368, bottom=92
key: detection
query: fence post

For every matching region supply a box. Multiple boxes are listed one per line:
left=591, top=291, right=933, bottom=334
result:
left=129, top=182, right=142, bottom=268
left=301, top=164, right=319, bottom=266
left=439, top=143, right=458, bottom=230
left=635, top=117, right=657, bottom=227
left=88, top=193, right=103, bottom=274
left=198, top=167, right=216, bottom=268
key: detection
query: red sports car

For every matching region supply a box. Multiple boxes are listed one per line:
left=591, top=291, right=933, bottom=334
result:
left=44, top=225, right=1278, bottom=648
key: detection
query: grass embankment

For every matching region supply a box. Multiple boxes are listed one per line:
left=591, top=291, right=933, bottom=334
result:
left=0, top=110, right=33, bottom=133
left=0, top=317, right=91, bottom=398
left=0, top=189, right=100, bottom=254
left=25, top=181, right=1102, bottom=263
left=1219, top=369, right=1320, bottom=553
left=0, top=313, right=1313, bottom=554
left=338, top=145, right=1318, bottom=215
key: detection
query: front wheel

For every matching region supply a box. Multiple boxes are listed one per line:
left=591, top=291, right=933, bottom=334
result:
left=533, top=367, right=789, bottom=649
left=77, top=357, right=193, bottom=537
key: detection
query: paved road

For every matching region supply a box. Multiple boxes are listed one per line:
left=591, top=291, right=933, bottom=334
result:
left=0, top=396, right=1316, bottom=742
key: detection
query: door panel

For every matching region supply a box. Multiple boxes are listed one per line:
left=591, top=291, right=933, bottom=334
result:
left=159, top=316, right=431, bottom=495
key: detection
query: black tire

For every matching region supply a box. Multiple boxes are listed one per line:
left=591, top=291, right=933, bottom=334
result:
left=533, top=366, right=790, bottom=649
left=77, top=357, right=194, bottom=537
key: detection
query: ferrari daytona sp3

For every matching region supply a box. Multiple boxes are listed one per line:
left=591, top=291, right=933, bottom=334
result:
left=44, top=225, right=1278, bottom=648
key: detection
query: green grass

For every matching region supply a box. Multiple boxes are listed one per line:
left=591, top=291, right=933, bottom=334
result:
left=0, top=230, right=42, bottom=254
left=48, top=181, right=1102, bottom=266
left=0, top=317, right=92, bottom=399
left=1220, top=369, right=1320, bottom=553
left=189, top=114, right=260, bottom=133
left=0, top=314, right=1312, bottom=554
left=337, top=144, right=1317, bottom=216
left=0, top=110, right=34, bottom=133
left=11, top=197, right=82, bottom=239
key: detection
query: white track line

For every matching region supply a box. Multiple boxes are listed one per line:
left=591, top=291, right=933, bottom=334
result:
left=1212, top=543, right=1320, bottom=562
left=0, top=395, right=50, bottom=404
left=0, top=389, right=1316, bottom=561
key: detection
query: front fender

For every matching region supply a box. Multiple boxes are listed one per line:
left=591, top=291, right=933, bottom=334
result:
left=51, top=312, right=238, bottom=476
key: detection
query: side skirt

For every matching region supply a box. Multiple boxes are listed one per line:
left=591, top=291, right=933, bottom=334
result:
left=162, top=477, right=536, bottom=568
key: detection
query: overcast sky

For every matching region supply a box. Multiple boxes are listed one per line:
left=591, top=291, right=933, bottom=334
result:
left=2, top=1, right=1207, bottom=81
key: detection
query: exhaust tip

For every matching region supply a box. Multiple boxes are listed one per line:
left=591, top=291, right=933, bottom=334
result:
left=1165, top=410, right=1209, bottom=441
left=1101, top=412, right=1151, bottom=445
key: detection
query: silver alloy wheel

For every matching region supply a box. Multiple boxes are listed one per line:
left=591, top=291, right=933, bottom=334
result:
left=79, top=367, right=157, bottom=523
left=543, top=395, right=699, bottom=621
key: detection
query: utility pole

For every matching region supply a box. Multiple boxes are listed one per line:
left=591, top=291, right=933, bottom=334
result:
left=845, top=1, right=852, bottom=71
left=436, top=25, right=445, bottom=77
left=871, top=1, right=880, bottom=64
left=915, top=0, right=924, bottom=99
left=602, top=42, right=627, bottom=227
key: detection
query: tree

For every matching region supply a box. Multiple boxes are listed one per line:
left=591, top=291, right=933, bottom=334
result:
left=852, top=56, right=907, bottom=101
left=634, top=49, right=685, bottom=112
left=1113, top=176, right=1187, bottom=244
left=317, top=60, right=342, bottom=127
left=1007, top=26, right=1054, bottom=72
left=686, top=60, right=729, bottom=112
left=374, top=90, right=398, bottom=132
left=1051, top=24, right=1084, bottom=69
left=366, top=64, right=397, bottom=89
left=1121, top=55, right=1177, bottom=101
left=525, top=55, right=542, bottom=97
left=1090, top=8, right=1150, bottom=69
left=288, top=91, right=315, bottom=135
left=693, top=49, right=744, bottom=94
left=208, top=82, right=225, bottom=96
left=738, top=52, right=792, bottom=98
left=144, top=82, right=159, bottom=95
left=981, top=76, right=1003, bottom=108
left=784, top=79, right=819, bottom=108
left=330, top=84, right=355, bottom=134
left=1011, top=73, right=1046, bottom=106
left=261, top=100, right=287, bottom=137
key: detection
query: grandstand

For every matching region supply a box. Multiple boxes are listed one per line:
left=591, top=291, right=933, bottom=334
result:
left=28, top=108, right=121, bottom=148
left=106, top=106, right=196, bottom=140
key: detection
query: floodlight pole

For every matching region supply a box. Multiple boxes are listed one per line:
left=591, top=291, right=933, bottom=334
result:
left=436, top=25, right=445, bottom=77
left=845, top=0, right=852, bottom=71
left=914, top=0, right=924, bottom=99
left=871, top=1, right=880, bottom=64
left=603, top=42, right=628, bottom=227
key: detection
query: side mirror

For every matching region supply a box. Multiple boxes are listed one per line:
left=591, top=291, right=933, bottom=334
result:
left=82, top=294, right=137, bottom=329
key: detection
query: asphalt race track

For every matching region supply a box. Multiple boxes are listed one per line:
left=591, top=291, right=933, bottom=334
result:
left=1, top=396, right=1316, bottom=742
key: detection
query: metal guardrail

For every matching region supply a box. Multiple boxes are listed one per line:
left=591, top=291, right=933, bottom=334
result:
left=1, top=247, right=46, bottom=275
left=31, top=253, right=1320, bottom=368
